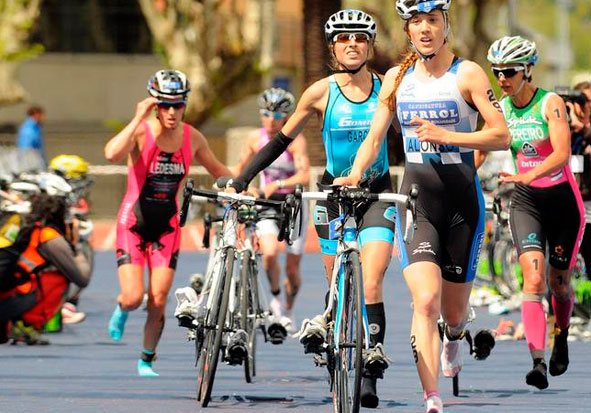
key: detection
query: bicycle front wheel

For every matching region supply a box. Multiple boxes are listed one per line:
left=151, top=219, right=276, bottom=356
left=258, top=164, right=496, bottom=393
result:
left=197, top=246, right=235, bottom=407
left=240, top=250, right=257, bottom=383
left=333, top=251, right=364, bottom=413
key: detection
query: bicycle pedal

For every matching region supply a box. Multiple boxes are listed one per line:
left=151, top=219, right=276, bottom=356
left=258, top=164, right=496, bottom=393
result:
left=363, top=361, right=387, bottom=379
left=176, top=315, right=195, bottom=329
left=313, top=354, right=328, bottom=367
left=471, top=329, right=496, bottom=360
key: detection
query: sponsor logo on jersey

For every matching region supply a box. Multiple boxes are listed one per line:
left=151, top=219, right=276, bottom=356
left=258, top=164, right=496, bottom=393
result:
left=507, top=115, right=543, bottom=128
left=398, top=101, right=460, bottom=126
left=337, top=103, right=353, bottom=114
left=413, top=241, right=436, bottom=256
left=521, top=142, right=538, bottom=157
left=523, top=232, right=542, bottom=248
left=337, top=117, right=372, bottom=128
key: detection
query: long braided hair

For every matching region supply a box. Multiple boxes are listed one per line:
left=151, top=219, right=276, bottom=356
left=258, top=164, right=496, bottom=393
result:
left=387, top=51, right=418, bottom=111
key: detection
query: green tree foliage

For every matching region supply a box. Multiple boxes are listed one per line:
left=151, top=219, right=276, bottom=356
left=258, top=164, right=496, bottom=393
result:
left=0, top=0, right=44, bottom=105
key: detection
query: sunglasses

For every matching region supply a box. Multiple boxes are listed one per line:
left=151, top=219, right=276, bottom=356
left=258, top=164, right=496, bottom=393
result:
left=333, top=32, right=370, bottom=44
left=260, top=109, right=288, bottom=120
left=157, top=101, right=186, bottom=109
left=492, top=66, right=525, bottom=79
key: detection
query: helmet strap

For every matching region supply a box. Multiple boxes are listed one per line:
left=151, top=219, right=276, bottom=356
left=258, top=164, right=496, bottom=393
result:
left=332, top=60, right=367, bottom=74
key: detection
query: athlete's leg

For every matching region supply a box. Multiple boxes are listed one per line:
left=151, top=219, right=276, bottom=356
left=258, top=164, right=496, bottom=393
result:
left=440, top=280, right=473, bottom=377
left=143, top=266, right=175, bottom=351
left=521, top=250, right=548, bottom=357
left=260, top=233, right=281, bottom=293
left=548, top=266, right=574, bottom=377
left=285, top=253, right=302, bottom=313
left=117, top=264, right=146, bottom=311
left=403, top=262, right=443, bottom=395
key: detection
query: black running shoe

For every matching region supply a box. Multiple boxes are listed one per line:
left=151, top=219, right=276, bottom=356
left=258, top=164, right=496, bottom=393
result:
left=226, top=330, right=248, bottom=365
left=360, top=377, right=379, bottom=408
left=525, top=358, right=548, bottom=390
left=267, top=322, right=287, bottom=345
left=472, top=329, right=496, bottom=360
left=549, top=326, right=569, bottom=376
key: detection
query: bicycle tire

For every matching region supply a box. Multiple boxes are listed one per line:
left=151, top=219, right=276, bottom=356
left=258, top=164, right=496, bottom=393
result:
left=333, top=251, right=364, bottom=413
left=240, top=250, right=257, bottom=383
left=199, top=246, right=235, bottom=407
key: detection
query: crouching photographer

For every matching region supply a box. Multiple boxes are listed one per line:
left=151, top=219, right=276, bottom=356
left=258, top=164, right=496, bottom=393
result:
left=559, top=82, right=591, bottom=287
left=0, top=193, right=91, bottom=345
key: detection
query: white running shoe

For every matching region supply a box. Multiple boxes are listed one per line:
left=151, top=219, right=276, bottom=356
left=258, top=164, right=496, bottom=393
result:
left=294, top=314, right=327, bottom=353
left=61, top=303, right=86, bottom=324
left=441, top=333, right=463, bottom=378
left=269, top=297, right=283, bottom=318
left=425, top=395, right=443, bottom=413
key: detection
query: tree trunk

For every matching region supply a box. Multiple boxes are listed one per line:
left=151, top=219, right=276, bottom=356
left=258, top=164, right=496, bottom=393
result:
left=302, top=0, right=341, bottom=167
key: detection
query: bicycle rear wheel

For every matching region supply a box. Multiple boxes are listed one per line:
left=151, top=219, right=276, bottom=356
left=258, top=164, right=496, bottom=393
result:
left=240, top=250, right=258, bottom=383
left=197, top=246, right=235, bottom=407
left=333, top=251, right=364, bottom=413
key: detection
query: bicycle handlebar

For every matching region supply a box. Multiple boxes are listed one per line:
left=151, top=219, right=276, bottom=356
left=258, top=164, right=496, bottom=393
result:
left=179, top=179, right=298, bottom=245
left=294, top=183, right=419, bottom=243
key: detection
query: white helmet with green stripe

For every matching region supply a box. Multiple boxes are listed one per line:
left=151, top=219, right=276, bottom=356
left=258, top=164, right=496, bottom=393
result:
left=487, top=36, right=538, bottom=66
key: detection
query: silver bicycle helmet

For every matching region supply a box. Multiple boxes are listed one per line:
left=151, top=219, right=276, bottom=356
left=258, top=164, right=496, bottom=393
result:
left=487, top=36, right=538, bottom=66
left=147, top=69, right=191, bottom=100
left=324, top=9, right=377, bottom=43
left=395, top=0, right=452, bottom=20
left=258, top=88, right=296, bottom=115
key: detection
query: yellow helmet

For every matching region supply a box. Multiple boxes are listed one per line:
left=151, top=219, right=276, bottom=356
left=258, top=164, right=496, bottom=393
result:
left=49, top=154, right=89, bottom=180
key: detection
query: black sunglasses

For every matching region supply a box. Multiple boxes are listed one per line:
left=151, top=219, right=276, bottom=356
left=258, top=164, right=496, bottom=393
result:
left=492, top=67, right=525, bottom=79
left=157, top=101, right=186, bottom=109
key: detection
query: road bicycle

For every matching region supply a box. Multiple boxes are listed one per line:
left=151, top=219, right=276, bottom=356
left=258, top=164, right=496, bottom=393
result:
left=179, top=179, right=297, bottom=407
left=295, top=183, right=418, bottom=413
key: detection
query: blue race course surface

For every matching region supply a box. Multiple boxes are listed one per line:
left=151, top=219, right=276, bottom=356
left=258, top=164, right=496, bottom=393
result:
left=1, top=251, right=589, bottom=412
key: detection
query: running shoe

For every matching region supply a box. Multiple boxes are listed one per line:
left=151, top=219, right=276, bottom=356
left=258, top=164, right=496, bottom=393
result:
left=226, top=329, right=248, bottom=365
left=441, top=332, right=463, bottom=378
left=8, top=320, right=50, bottom=345
left=295, top=314, right=327, bottom=354
left=425, top=395, right=443, bottom=413
left=549, top=325, right=569, bottom=376
left=360, top=377, right=379, bottom=408
left=363, top=343, right=390, bottom=379
left=61, top=302, right=86, bottom=324
left=267, top=317, right=288, bottom=344
left=471, top=329, right=495, bottom=360
left=269, top=297, right=283, bottom=318
left=137, top=359, right=159, bottom=377
left=189, top=273, right=205, bottom=294
left=108, top=304, right=128, bottom=342
left=525, top=358, right=548, bottom=390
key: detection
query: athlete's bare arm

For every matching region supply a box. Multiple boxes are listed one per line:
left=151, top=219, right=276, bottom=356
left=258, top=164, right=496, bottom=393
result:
left=192, top=128, right=233, bottom=178
left=105, top=97, right=157, bottom=163
left=229, top=131, right=259, bottom=176
left=337, top=67, right=399, bottom=185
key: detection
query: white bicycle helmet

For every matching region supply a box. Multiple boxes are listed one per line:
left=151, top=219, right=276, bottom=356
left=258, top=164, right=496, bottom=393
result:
left=324, top=9, right=377, bottom=43
left=147, top=69, right=191, bottom=100
left=487, top=36, right=538, bottom=66
left=258, top=88, right=296, bottom=114
left=395, top=0, right=452, bottom=20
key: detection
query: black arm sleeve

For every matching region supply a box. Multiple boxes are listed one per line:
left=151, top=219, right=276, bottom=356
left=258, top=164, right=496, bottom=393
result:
left=38, top=238, right=91, bottom=288
left=231, top=131, right=294, bottom=192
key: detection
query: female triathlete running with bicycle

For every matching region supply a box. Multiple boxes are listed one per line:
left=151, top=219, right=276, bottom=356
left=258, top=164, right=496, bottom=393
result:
left=334, top=1, right=510, bottom=411
left=104, top=69, right=232, bottom=377
left=486, top=36, right=585, bottom=389
left=221, top=9, right=394, bottom=408
left=232, top=87, right=310, bottom=338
